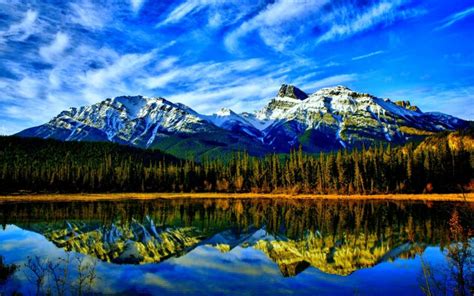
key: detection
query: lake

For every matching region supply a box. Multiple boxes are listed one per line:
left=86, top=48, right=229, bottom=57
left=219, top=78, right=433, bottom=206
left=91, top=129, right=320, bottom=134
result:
left=0, top=198, right=472, bottom=295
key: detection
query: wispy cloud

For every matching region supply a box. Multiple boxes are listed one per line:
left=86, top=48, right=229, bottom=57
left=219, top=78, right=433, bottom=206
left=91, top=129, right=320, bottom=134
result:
left=83, top=50, right=157, bottom=89
left=0, top=9, right=38, bottom=43
left=352, top=50, right=385, bottom=61
left=436, top=6, right=474, bottom=30
left=140, top=58, right=266, bottom=90
left=300, top=74, right=358, bottom=92
left=157, top=0, right=257, bottom=29
left=224, top=0, right=423, bottom=53
left=225, top=0, right=328, bottom=52
left=39, top=32, right=70, bottom=63
left=69, top=0, right=109, bottom=30
left=317, top=1, right=420, bottom=43
left=158, top=0, right=203, bottom=26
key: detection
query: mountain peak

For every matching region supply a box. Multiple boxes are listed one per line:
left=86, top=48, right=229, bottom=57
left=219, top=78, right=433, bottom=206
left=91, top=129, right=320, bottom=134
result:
left=216, top=108, right=234, bottom=116
left=394, top=100, right=421, bottom=112
left=316, top=85, right=353, bottom=94
left=277, top=84, right=308, bottom=100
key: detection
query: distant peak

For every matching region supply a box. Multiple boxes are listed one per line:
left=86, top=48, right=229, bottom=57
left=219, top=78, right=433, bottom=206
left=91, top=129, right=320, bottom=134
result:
left=395, top=100, right=421, bottom=112
left=216, top=108, right=234, bottom=116
left=277, top=84, right=308, bottom=100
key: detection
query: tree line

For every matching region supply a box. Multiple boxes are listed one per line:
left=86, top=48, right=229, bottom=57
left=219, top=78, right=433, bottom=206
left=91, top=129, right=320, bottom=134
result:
left=0, top=131, right=472, bottom=194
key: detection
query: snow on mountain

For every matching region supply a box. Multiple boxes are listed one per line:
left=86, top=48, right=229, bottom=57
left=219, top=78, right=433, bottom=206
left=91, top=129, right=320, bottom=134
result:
left=16, top=84, right=470, bottom=156
left=252, top=85, right=469, bottom=151
left=18, top=95, right=220, bottom=148
left=204, top=108, right=263, bottom=139
left=255, top=84, right=308, bottom=123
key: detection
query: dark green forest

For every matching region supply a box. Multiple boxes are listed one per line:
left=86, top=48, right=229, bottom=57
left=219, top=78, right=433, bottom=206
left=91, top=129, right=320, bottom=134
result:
left=0, top=130, right=472, bottom=194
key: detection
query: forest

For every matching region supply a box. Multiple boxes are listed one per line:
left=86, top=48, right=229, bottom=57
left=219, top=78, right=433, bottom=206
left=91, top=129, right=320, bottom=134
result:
left=0, top=129, right=472, bottom=194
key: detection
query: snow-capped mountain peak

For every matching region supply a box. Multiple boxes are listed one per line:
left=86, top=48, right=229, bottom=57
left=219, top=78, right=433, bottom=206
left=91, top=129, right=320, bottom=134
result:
left=16, top=84, right=470, bottom=157
left=216, top=108, right=233, bottom=116
left=254, top=84, right=310, bottom=123
left=205, top=108, right=263, bottom=139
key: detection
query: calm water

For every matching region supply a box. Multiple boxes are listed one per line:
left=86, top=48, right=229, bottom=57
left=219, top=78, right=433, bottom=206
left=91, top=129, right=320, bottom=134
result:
left=0, top=198, right=472, bottom=295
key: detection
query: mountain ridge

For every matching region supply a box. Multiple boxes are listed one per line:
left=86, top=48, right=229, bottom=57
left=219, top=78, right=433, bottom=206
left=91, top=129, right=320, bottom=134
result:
left=16, top=84, right=470, bottom=158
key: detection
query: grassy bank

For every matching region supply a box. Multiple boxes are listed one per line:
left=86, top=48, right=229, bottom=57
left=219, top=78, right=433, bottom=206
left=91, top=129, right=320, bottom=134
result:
left=0, top=192, right=473, bottom=203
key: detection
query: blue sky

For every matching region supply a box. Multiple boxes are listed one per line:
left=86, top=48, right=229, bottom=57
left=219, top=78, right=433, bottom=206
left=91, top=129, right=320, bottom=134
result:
left=0, top=0, right=473, bottom=134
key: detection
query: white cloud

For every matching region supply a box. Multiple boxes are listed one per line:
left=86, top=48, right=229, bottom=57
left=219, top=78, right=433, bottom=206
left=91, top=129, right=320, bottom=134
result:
left=17, top=77, right=42, bottom=99
left=352, top=50, right=385, bottom=61
left=436, top=6, right=474, bottom=30
left=69, top=0, right=108, bottom=30
left=130, top=0, right=147, bottom=14
left=225, top=0, right=329, bottom=52
left=158, top=0, right=203, bottom=26
left=157, top=0, right=256, bottom=28
left=142, top=71, right=181, bottom=89
left=300, top=74, right=358, bottom=92
left=155, top=56, right=179, bottom=70
left=140, top=58, right=266, bottom=90
left=168, top=81, right=280, bottom=114
left=0, top=9, right=38, bottom=43
left=318, top=2, right=399, bottom=43
left=223, top=0, right=424, bottom=51
left=83, top=50, right=157, bottom=89
left=39, top=32, right=70, bottom=63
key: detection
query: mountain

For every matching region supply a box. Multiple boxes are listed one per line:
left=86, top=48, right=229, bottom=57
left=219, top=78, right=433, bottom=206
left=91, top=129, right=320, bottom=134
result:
left=17, top=96, right=269, bottom=158
left=203, top=108, right=263, bottom=139
left=17, top=84, right=470, bottom=157
left=257, top=85, right=470, bottom=152
left=25, top=219, right=426, bottom=277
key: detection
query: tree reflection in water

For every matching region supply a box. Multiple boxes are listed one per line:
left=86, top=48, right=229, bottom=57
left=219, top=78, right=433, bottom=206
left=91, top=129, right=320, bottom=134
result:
left=419, top=209, right=473, bottom=296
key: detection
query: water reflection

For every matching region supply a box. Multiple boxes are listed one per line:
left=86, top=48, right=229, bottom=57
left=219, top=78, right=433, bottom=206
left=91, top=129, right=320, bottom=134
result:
left=0, top=198, right=472, bottom=295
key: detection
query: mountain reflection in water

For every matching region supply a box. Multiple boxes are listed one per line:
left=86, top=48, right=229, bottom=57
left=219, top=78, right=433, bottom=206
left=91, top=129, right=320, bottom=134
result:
left=0, top=198, right=472, bottom=295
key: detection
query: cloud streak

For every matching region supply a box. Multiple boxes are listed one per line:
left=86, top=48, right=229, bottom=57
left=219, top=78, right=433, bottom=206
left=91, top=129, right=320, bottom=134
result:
left=352, top=50, right=385, bottom=61
left=317, top=1, right=417, bottom=43
left=436, top=6, right=474, bottom=30
left=158, top=0, right=203, bottom=26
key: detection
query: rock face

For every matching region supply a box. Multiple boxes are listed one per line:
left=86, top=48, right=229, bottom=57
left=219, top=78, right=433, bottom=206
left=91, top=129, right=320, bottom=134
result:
left=16, top=84, right=470, bottom=157
left=395, top=100, right=421, bottom=112
left=277, top=84, right=308, bottom=100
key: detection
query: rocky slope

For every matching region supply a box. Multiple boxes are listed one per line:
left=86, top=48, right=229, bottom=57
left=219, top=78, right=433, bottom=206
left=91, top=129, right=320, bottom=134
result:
left=16, top=84, right=470, bottom=157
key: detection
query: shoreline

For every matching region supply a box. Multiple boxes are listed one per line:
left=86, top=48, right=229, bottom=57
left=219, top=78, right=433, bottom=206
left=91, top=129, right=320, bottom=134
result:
left=0, top=192, right=473, bottom=203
